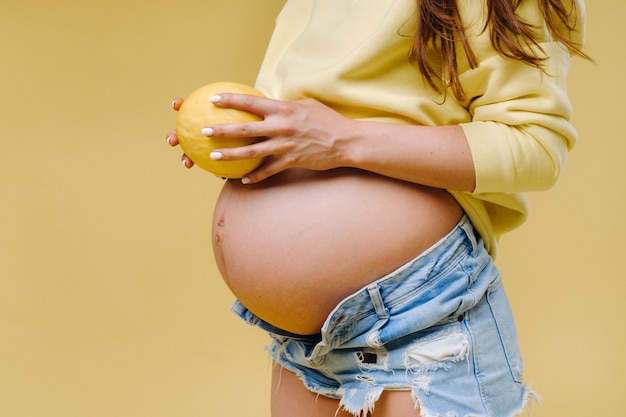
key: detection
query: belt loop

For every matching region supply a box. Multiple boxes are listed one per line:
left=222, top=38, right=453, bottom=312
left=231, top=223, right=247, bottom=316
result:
left=459, top=216, right=479, bottom=256
left=367, top=284, right=388, bottom=319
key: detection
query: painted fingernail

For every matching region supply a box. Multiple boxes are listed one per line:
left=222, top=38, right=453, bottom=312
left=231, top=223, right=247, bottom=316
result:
left=241, top=176, right=251, bottom=185
left=209, top=95, right=222, bottom=103
left=201, top=127, right=214, bottom=136
left=210, top=151, right=223, bottom=160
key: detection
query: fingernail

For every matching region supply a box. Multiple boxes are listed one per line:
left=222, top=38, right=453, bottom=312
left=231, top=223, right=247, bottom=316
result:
left=182, top=159, right=189, bottom=168
left=166, top=136, right=172, bottom=145
left=210, top=151, right=223, bottom=160
left=241, top=176, right=251, bottom=185
left=209, top=95, right=222, bottom=103
left=201, top=127, right=214, bottom=136
left=171, top=99, right=177, bottom=109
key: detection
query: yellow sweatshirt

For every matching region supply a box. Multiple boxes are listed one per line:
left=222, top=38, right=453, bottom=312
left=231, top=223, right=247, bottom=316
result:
left=254, top=0, right=586, bottom=256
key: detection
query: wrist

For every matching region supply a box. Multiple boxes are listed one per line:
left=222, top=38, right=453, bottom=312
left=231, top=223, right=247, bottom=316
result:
left=337, top=119, right=367, bottom=169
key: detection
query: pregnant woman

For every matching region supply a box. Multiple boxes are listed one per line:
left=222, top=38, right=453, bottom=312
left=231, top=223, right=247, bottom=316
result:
left=166, top=0, right=588, bottom=416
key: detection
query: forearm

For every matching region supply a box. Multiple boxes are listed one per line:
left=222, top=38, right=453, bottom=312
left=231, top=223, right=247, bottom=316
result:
left=196, top=94, right=477, bottom=190
left=341, top=120, right=476, bottom=192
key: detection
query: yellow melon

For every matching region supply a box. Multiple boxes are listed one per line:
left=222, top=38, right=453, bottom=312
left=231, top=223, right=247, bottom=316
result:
left=176, top=82, right=265, bottom=178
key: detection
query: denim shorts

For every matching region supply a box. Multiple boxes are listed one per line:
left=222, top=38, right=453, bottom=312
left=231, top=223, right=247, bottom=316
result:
left=232, top=216, right=538, bottom=417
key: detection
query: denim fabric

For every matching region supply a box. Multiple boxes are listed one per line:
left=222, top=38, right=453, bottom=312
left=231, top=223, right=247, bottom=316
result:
left=233, top=216, right=538, bottom=417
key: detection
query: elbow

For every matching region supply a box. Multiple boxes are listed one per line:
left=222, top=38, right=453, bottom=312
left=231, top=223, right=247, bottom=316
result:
left=465, top=122, right=574, bottom=194
left=525, top=157, right=564, bottom=191
left=518, top=127, right=572, bottom=192
left=473, top=131, right=570, bottom=194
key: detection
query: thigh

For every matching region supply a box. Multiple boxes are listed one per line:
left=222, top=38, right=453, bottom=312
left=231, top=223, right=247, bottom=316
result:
left=373, top=391, right=421, bottom=417
left=271, top=365, right=420, bottom=417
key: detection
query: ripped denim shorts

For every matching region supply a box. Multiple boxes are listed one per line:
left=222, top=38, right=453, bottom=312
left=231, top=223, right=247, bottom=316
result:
left=232, top=216, right=538, bottom=417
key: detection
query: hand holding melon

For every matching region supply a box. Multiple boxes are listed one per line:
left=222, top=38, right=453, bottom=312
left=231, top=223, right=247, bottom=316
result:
left=175, top=82, right=266, bottom=178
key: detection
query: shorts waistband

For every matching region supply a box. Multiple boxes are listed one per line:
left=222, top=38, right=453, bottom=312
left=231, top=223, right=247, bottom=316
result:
left=318, top=215, right=479, bottom=343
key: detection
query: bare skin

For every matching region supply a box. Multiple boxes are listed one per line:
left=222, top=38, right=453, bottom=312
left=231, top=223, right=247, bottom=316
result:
left=211, top=167, right=462, bottom=334
left=166, top=93, right=475, bottom=417
left=167, top=94, right=475, bottom=191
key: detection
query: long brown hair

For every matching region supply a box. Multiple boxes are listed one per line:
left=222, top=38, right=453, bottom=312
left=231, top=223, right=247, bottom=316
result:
left=410, top=0, right=589, bottom=101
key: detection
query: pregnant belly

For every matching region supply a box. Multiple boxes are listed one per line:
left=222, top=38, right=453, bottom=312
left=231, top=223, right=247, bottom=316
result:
left=212, top=168, right=463, bottom=335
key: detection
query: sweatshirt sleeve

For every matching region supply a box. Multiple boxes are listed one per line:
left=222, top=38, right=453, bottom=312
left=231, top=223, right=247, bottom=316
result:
left=458, top=1, right=586, bottom=194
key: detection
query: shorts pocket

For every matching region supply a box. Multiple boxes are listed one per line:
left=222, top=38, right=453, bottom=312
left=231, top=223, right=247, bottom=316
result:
left=486, top=278, right=524, bottom=383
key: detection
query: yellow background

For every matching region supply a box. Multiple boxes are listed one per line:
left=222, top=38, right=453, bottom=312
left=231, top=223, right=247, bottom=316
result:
left=0, top=0, right=623, bottom=416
